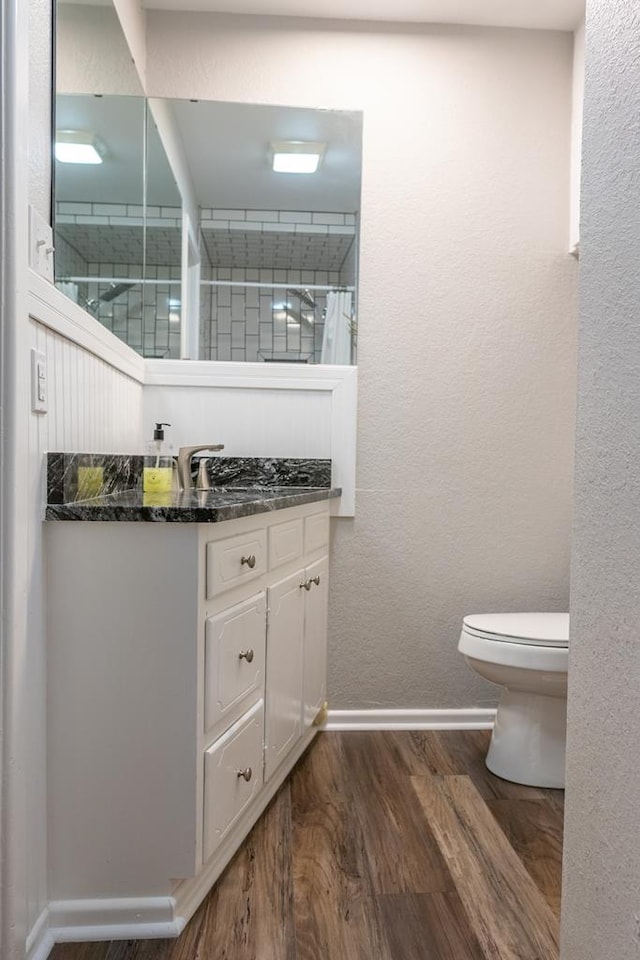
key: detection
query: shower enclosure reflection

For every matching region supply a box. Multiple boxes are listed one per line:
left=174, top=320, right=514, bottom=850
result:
left=54, top=33, right=362, bottom=365
left=54, top=94, right=183, bottom=358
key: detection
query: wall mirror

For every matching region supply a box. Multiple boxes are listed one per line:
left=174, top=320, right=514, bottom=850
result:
left=54, top=2, right=362, bottom=364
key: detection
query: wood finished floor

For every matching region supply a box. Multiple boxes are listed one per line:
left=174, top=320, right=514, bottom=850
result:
left=50, top=730, right=564, bottom=960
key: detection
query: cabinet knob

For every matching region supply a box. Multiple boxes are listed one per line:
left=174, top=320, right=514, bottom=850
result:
left=300, top=576, right=320, bottom=591
left=237, top=767, right=253, bottom=782
left=239, top=649, right=254, bottom=663
left=241, top=554, right=256, bottom=569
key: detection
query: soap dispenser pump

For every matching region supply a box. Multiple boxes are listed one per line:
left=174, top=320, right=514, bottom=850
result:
left=143, top=422, right=173, bottom=494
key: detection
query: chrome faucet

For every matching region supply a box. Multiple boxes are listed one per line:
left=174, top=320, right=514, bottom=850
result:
left=176, top=444, right=224, bottom=492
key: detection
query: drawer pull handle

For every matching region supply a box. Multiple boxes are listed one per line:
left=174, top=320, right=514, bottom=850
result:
left=239, top=649, right=254, bottom=663
left=237, top=767, right=253, bottom=782
left=240, top=554, right=256, bottom=569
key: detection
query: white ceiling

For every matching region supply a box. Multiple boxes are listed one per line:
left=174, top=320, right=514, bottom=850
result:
left=55, top=0, right=580, bottom=235
left=56, top=94, right=182, bottom=205
left=56, top=94, right=362, bottom=212
left=168, top=100, right=362, bottom=211
left=142, top=0, right=585, bottom=31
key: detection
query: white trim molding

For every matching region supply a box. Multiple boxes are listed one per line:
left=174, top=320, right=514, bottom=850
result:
left=144, top=360, right=357, bottom=516
left=48, top=898, right=185, bottom=944
left=2, top=1, right=38, bottom=957
left=28, top=271, right=145, bottom=383
left=26, top=908, right=53, bottom=960
left=47, top=727, right=320, bottom=946
left=325, top=708, right=497, bottom=731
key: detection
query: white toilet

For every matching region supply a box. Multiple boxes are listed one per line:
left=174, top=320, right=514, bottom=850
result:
left=458, top=612, right=569, bottom=788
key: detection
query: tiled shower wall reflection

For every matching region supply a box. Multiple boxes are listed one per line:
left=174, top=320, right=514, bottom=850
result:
left=88, top=265, right=182, bottom=359
left=54, top=202, right=357, bottom=362
left=55, top=201, right=183, bottom=358
left=200, top=268, right=342, bottom=363
left=199, top=207, right=357, bottom=363
left=55, top=254, right=182, bottom=359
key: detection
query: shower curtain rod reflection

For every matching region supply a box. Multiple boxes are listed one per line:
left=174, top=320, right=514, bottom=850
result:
left=66, top=276, right=180, bottom=286
left=65, top=278, right=354, bottom=292
left=200, top=280, right=355, bottom=292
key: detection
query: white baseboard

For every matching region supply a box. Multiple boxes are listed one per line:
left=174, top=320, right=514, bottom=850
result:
left=325, top=707, right=496, bottom=731
left=26, top=908, right=54, bottom=960
left=47, top=728, right=321, bottom=946
left=42, top=715, right=492, bottom=948
left=48, top=898, right=185, bottom=943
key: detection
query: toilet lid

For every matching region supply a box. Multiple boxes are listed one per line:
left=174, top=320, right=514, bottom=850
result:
left=462, top=612, right=569, bottom=647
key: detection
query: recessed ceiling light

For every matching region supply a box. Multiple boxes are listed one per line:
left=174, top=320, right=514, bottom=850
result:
left=55, top=130, right=104, bottom=165
left=271, top=140, right=325, bottom=175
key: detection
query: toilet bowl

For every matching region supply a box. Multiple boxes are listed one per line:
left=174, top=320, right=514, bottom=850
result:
left=458, top=612, right=569, bottom=788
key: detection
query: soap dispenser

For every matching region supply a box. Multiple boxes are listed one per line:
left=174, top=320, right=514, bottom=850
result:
left=143, top=422, right=173, bottom=494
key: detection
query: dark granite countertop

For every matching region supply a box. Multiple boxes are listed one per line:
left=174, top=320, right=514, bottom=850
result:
left=45, top=453, right=339, bottom=522
left=45, top=485, right=341, bottom=523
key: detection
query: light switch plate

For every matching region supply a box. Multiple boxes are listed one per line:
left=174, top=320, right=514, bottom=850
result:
left=31, top=349, right=48, bottom=414
left=28, top=205, right=54, bottom=281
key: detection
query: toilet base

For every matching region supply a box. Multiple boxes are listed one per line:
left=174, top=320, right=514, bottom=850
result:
left=486, top=688, right=566, bottom=788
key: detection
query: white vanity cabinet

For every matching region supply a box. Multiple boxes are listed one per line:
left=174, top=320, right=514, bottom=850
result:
left=302, top=554, right=329, bottom=729
left=265, top=552, right=329, bottom=780
left=46, top=499, right=331, bottom=929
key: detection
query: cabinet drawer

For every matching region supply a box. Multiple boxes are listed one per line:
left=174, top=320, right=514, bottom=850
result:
left=204, top=593, right=266, bottom=739
left=268, top=517, right=303, bottom=570
left=304, top=512, right=329, bottom=554
left=203, top=700, right=264, bottom=864
left=206, top=529, right=267, bottom=598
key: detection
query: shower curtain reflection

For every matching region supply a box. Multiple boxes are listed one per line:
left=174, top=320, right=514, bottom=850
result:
left=321, top=290, right=354, bottom=365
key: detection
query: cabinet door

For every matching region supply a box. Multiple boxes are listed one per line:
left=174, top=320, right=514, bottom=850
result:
left=265, top=570, right=304, bottom=781
left=204, top=592, right=266, bottom=740
left=302, top=555, right=329, bottom=729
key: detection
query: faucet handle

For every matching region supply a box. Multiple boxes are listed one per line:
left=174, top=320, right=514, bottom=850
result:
left=196, top=459, right=211, bottom=491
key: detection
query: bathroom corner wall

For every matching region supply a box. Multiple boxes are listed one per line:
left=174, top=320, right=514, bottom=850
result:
left=22, top=5, right=146, bottom=953
left=561, top=3, right=640, bottom=958
left=146, top=14, right=578, bottom=711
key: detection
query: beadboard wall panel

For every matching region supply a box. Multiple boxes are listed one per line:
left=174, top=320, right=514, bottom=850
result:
left=26, top=318, right=143, bottom=942
left=31, top=321, right=144, bottom=456
left=143, top=361, right=357, bottom=514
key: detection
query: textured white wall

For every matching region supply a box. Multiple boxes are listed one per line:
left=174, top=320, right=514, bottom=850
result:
left=146, top=14, right=578, bottom=710
left=570, top=19, right=585, bottom=250
left=561, top=3, right=640, bottom=958
left=112, top=0, right=147, bottom=90
left=56, top=3, right=143, bottom=95
left=29, top=0, right=52, bottom=222
left=24, top=0, right=51, bottom=943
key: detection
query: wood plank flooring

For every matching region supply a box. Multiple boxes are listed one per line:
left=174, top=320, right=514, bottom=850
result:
left=50, top=730, right=564, bottom=960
